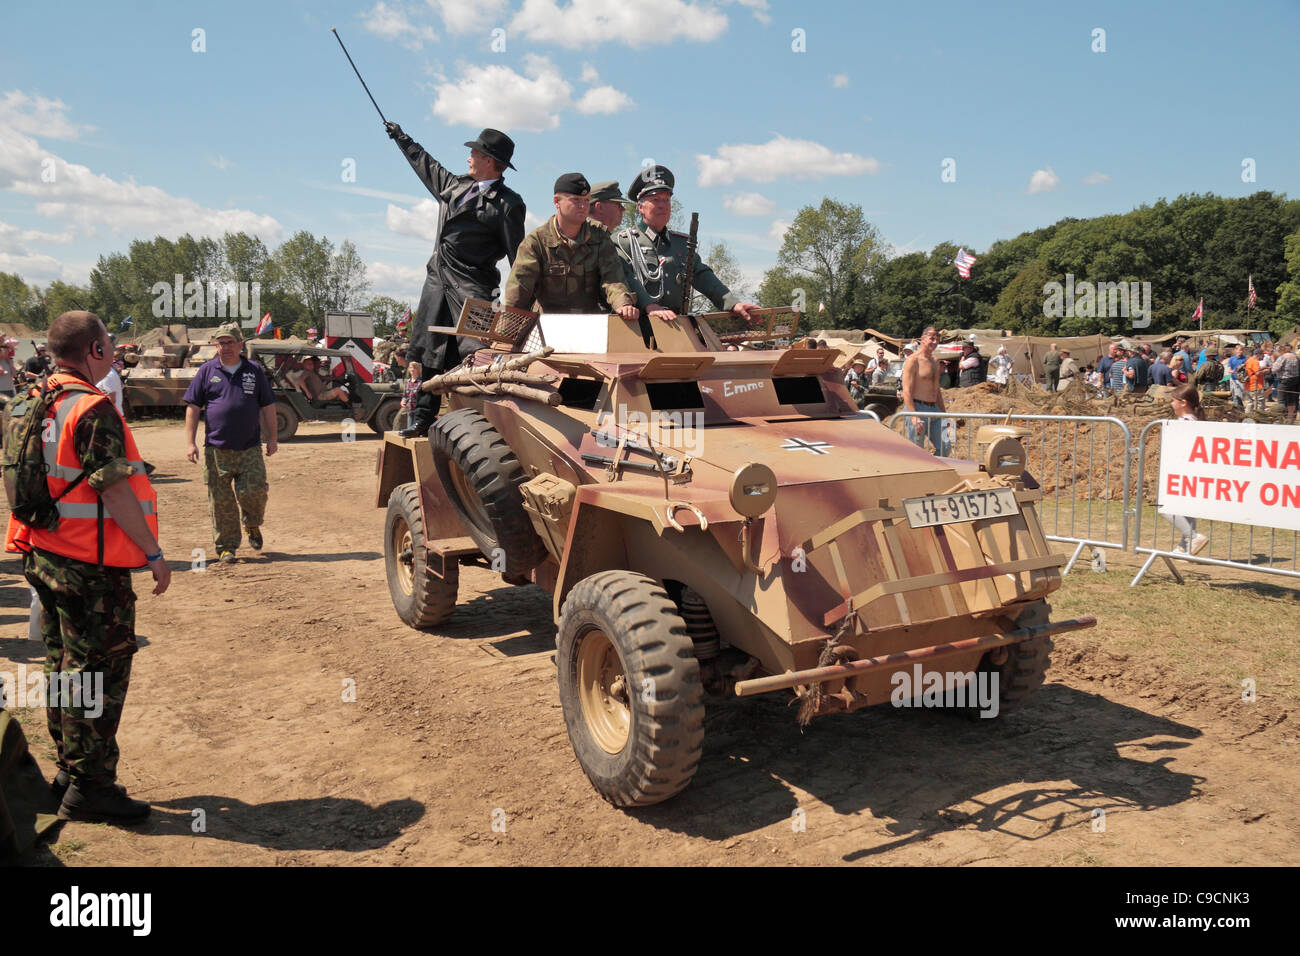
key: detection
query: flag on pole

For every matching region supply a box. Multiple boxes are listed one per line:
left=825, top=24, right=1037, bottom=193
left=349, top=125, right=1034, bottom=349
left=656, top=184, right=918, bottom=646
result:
left=1192, top=298, right=1204, bottom=324
left=396, top=310, right=411, bottom=330
left=954, top=248, right=977, bottom=279
left=255, top=312, right=272, bottom=336
left=306, top=327, right=318, bottom=339
left=119, top=316, right=133, bottom=329
left=1248, top=275, right=1257, bottom=310
left=817, top=301, right=826, bottom=314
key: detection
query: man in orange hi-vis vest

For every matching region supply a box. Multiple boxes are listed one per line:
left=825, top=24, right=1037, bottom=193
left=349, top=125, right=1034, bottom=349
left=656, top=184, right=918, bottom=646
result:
left=7, top=311, right=170, bottom=825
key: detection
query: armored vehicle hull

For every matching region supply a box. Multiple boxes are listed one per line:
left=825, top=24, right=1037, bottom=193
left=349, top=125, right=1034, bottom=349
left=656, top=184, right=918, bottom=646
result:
left=377, top=307, right=1093, bottom=806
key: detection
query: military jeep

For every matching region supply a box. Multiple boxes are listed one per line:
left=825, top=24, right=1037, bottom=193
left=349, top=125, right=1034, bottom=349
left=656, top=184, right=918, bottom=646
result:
left=246, top=341, right=401, bottom=441
left=375, top=303, right=1093, bottom=807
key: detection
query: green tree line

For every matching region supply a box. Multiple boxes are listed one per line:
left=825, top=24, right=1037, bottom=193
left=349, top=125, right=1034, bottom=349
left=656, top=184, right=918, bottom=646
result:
left=0, top=231, right=412, bottom=339
left=758, top=191, right=1300, bottom=339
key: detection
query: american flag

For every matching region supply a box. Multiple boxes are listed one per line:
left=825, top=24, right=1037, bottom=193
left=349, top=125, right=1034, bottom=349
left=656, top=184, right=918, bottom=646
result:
left=1192, top=298, right=1204, bottom=323
left=1248, top=275, right=1257, bottom=310
left=954, top=248, right=977, bottom=279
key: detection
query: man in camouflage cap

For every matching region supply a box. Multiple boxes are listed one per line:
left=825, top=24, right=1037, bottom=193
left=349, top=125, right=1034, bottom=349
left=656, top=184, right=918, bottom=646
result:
left=587, top=181, right=629, bottom=232
left=504, top=173, right=640, bottom=320
left=613, top=164, right=760, bottom=343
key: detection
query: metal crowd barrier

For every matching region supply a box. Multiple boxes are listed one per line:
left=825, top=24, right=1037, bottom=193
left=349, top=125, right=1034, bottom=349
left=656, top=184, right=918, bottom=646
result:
left=883, top=411, right=1132, bottom=572
left=873, top=409, right=1299, bottom=588
left=1129, top=418, right=1300, bottom=586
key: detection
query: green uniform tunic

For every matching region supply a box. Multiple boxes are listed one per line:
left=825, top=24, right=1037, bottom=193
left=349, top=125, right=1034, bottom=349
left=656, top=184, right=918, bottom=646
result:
left=504, top=216, right=635, bottom=314
left=613, top=223, right=741, bottom=315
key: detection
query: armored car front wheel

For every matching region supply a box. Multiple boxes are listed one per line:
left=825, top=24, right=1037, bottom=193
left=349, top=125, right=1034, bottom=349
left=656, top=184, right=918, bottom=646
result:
left=557, top=572, right=705, bottom=807
left=967, top=599, right=1054, bottom=719
left=384, top=482, right=459, bottom=628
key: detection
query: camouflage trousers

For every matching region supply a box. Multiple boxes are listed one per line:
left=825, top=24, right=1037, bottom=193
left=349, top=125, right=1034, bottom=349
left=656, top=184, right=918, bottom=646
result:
left=203, top=445, right=268, bottom=553
left=24, top=549, right=137, bottom=787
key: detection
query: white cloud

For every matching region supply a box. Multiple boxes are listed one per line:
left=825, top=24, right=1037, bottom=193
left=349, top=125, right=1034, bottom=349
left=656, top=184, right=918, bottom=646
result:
left=432, top=54, right=572, bottom=132
left=723, top=191, right=775, bottom=217
left=368, top=259, right=427, bottom=298
left=386, top=198, right=440, bottom=242
left=1083, top=171, right=1111, bottom=185
left=212, top=154, right=232, bottom=171
left=575, top=85, right=634, bottom=115
left=696, top=135, right=881, bottom=187
left=580, top=63, right=599, bottom=84
left=510, top=0, right=729, bottom=48
left=524, top=210, right=545, bottom=232
left=768, top=218, right=790, bottom=243
left=362, top=1, right=437, bottom=50
left=1027, top=166, right=1060, bottom=194
left=728, top=0, right=771, bottom=23
left=431, top=56, right=634, bottom=130
left=831, top=74, right=849, bottom=89
left=0, top=123, right=282, bottom=243
left=0, top=220, right=80, bottom=283
left=429, top=0, right=508, bottom=34
left=0, top=90, right=93, bottom=140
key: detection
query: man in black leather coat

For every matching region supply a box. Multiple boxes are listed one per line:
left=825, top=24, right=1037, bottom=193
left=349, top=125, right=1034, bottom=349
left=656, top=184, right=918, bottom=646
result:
left=384, top=123, right=526, bottom=436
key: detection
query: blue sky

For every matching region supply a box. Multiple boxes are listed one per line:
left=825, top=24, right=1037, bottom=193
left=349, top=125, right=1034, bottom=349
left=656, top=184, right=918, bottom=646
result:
left=1, top=0, right=1296, bottom=305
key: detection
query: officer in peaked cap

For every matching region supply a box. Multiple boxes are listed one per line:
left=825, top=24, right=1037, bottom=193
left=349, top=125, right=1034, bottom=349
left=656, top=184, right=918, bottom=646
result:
left=613, top=165, right=760, bottom=343
left=587, top=181, right=629, bottom=232
left=382, top=119, right=526, bottom=436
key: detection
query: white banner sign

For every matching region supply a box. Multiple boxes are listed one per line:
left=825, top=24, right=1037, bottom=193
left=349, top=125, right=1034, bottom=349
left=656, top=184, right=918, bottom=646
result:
left=1158, top=420, right=1300, bottom=531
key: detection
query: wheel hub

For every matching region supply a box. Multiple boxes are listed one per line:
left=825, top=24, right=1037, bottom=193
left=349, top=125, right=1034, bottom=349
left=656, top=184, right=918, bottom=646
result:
left=576, top=628, right=631, bottom=754
left=392, top=522, right=414, bottom=594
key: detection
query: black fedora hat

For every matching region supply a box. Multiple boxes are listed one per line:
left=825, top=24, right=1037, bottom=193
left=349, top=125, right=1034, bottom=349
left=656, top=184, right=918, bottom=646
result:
left=464, top=128, right=517, bottom=170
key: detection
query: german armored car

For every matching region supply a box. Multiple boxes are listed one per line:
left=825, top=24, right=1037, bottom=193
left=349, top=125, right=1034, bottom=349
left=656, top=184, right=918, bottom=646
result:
left=376, top=303, right=1094, bottom=807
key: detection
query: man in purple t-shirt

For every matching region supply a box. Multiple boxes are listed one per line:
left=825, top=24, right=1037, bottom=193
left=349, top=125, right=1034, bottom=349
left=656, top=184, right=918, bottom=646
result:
left=183, top=323, right=277, bottom=564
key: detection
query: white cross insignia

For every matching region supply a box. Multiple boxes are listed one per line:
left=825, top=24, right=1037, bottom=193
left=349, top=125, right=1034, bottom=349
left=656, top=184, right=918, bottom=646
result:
left=781, top=438, right=832, bottom=455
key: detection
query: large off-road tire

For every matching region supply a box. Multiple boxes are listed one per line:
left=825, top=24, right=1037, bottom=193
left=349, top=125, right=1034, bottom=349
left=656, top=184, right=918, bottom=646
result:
left=384, top=482, right=458, bottom=628
left=274, top=399, right=299, bottom=442
left=557, top=571, right=705, bottom=807
left=430, top=407, right=547, bottom=576
left=369, top=398, right=401, bottom=434
left=971, top=599, right=1054, bottom=718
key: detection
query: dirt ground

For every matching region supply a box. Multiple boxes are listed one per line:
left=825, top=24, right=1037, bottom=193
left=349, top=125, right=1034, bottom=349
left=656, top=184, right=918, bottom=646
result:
left=3, top=419, right=1297, bottom=866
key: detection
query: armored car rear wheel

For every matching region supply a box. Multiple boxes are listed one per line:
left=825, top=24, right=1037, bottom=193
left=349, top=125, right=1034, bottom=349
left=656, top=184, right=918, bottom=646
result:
left=384, top=482, right=458, bottom=628
left=557, top=572, right=705, bottom=807
left=430, top=408, right=547, bottom=577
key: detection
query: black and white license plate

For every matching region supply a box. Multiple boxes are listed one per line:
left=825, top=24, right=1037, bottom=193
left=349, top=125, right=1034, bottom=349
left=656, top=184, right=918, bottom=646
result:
left=903, top=488, right=1020, bottom=528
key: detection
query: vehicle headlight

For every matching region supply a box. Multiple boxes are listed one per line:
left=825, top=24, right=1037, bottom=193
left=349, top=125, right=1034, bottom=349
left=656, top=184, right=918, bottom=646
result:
left=983, top=437, right=1026, bottom=477
left=730, top=463, right=777, bottom=518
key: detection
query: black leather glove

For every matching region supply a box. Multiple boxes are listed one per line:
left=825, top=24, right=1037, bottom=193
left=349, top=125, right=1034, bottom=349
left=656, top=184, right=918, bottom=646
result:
left=385, top=121, right=405, bottom=141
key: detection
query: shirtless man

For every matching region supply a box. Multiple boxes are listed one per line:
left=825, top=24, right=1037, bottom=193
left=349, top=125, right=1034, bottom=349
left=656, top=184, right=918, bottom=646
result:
left=902, top=326, right=951, bottom=456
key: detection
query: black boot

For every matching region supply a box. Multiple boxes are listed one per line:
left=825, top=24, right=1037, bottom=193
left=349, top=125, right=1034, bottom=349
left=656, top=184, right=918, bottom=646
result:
left=58, top=780, right=151, bottom=824
left=398, top=409, right=433, bottom=439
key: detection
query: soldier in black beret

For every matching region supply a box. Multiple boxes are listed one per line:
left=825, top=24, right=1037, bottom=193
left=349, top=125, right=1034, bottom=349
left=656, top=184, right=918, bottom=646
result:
left=383, top=121, right=526, bottom=436
left=504, top=174, right=639, bottom=319
left=614, top=165, right=759, bottom=341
